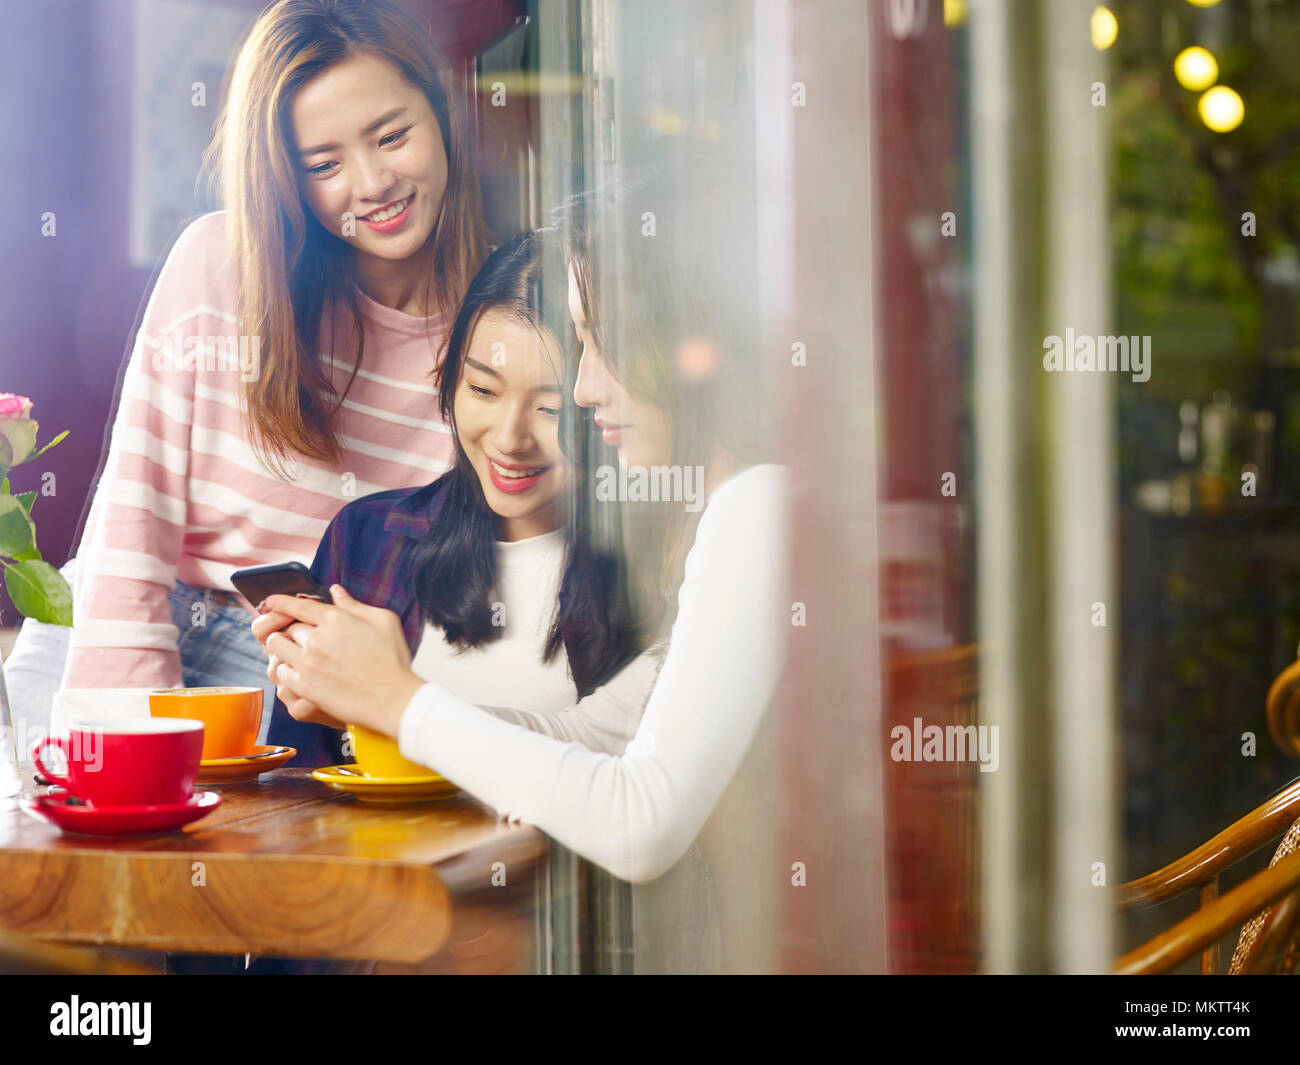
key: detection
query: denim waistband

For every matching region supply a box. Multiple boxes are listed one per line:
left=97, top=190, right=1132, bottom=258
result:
left=170, top=577, right=251, bottom=615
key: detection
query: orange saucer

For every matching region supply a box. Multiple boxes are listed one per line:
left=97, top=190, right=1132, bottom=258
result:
left=195, top=745, right=296, bottom=785
left=310, top=764, right=458, bottom=803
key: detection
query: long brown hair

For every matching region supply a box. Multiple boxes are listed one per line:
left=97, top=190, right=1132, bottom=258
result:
left=563, top=190, right=767, bottom=635
left=201, top=0, right=489, bottom=477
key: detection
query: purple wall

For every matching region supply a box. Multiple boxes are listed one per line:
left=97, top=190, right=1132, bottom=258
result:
left=1, top=0, right=157, bottom=622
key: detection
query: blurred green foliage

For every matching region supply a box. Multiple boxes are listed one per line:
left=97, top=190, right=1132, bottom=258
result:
left=1113, top=1, right=1300, bottom=486
left=1112, top=3, right=1300, bottom=948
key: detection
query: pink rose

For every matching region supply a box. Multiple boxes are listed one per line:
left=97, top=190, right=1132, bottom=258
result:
left=0, top=393, right=33, bottom=419
left=0, top=393, right=37, bottom=466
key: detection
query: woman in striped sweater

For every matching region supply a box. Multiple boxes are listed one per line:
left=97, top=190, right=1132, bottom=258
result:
left=9, top=0, right=489, bottom=744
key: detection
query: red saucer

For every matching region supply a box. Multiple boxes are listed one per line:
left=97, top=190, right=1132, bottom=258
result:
left=20, top=789, right=221, bottom=836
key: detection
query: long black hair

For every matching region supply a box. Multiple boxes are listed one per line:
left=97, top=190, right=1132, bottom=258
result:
left=561, top=188, right=768, bottom=640
left=411, top=230, right=646, bottom=695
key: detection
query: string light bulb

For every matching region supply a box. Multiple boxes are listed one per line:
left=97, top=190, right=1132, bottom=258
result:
left=1199, top=85, right=1244, bottom=132
left=1092, top=6, right=1118, bottom=51
left=1174, top=46, right=1218, bottom=91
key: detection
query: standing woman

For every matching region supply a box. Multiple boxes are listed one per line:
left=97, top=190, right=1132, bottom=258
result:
left=32, top=0, right=490, bottom=735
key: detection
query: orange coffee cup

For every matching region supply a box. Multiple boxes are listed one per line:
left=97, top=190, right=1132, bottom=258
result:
left=149, top=686, right=263, bottom=760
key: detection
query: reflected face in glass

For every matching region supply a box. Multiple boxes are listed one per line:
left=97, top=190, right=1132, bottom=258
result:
left=291, top=53, right=448, bottom=268
left=453, top=311, right=571, bottom=542
left=568, top=266, right=672, bottom=470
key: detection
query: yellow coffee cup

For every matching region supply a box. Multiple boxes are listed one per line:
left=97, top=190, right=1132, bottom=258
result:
left=149, top=686, right=263, bottom=760
left=346, top=723, right=435, bottom=778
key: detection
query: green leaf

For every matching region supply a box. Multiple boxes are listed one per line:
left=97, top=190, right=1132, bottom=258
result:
left=12, top=543, right=41, bottom=562
left=15, top=491, right=35, bottom=514
left=28, top=429, right=68, bottom=461
left=0, top=494, right=34, bottom=557
left=4, top=559, right=72, bottom=626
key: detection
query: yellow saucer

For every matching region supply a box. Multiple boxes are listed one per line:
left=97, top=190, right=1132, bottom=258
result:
left=311, top=764, right=459, bottom=803
left=196, top=745, right=296, bottom=785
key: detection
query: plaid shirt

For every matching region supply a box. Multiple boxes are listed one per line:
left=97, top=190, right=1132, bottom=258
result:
left=267, top=476, right=452, bottom=766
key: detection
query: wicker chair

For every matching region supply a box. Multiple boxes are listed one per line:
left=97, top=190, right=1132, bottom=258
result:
left=1115, top=659, right=1300, bottom=974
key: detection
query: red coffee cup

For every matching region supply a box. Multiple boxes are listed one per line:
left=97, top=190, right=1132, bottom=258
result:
left=32, top=718, right=205, bottom=807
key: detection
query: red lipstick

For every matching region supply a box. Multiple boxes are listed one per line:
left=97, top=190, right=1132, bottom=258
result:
left=487, top=457, right=549, bottom=494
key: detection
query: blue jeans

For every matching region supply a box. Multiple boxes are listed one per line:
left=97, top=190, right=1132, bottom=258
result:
left=167, top=579, right=276, bottom=747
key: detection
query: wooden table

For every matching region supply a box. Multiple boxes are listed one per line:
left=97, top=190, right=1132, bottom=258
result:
left=0, top=769, right=547, bottom=965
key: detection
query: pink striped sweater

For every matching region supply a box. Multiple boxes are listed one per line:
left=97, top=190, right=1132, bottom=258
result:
left=62, top=211, right=456, bottom=690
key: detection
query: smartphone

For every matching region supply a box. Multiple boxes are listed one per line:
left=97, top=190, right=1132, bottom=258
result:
left=230, top=561, right=333, bottom=610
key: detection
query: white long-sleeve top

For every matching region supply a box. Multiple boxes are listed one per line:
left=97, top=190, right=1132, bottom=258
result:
left=408, top=527, right=660, bottom=755
left=397, top=463, right=788, bottom=884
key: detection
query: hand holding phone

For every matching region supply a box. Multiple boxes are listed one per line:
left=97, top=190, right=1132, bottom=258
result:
left=234, top=563, right=336, bottom=723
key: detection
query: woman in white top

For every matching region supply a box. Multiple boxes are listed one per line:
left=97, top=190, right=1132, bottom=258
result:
left=257, top=209, right=788, bottom=889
